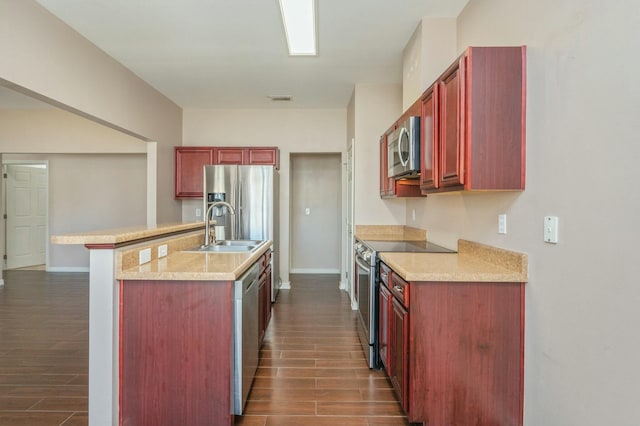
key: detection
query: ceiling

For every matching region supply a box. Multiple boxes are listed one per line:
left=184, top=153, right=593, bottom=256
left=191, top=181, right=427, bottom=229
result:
left=22, top=0, right=469, bottom=109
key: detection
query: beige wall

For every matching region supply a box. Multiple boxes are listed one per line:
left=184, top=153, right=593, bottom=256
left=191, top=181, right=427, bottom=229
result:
left=0, top=0, right=182, bottom=224
left=401, top=0, right=640, bottom=424
left=352, top=83, right=405, bottom=225
left=0, top=107, right=148, bottom=269
left=182, top=108, right=346, bottom=285
left=5, top=153, right=147, bottom=270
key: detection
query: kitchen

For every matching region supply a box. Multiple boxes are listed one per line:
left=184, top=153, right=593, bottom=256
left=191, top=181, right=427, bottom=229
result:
left=1, top=1, right=640, bottom=426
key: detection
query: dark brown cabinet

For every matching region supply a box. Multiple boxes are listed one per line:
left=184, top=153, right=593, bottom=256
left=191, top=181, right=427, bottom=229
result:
left=390, top=295, right=409, bottom=413
left=258, top=250, right=272, bottom=346
left=421, top=46, right=526, bottom=193
left=379, top=262, right=409, bottom=412
left=174, top=147, right=215, bottom=198
left=217, top=147, right=245, bottom=164
left=378, top=278, right=391, bottom=370
left=175, top=146, right=279, bottom=198
left=378, top=261, right=525, bottom=426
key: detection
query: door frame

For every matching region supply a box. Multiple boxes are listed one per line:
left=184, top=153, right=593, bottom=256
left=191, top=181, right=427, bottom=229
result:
left=2, top=160, right=50, bottom=271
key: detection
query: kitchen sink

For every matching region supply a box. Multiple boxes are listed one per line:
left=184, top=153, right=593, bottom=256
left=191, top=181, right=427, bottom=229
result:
left=182, top=240, right=266, bottom=253
left=215, top=240, right=263, bottom=247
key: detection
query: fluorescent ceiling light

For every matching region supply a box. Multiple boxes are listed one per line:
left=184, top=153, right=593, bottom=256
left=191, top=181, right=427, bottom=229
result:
left=278, top=0, right=317, bottom=56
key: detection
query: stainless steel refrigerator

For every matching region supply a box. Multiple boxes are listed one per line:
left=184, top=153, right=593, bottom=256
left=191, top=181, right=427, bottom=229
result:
left=203, top=165, right=280, bottom=301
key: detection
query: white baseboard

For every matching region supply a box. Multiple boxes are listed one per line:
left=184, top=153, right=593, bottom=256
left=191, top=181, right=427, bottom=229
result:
left=339, top=278, right=348, bottom=291
left=46, top=266, right=90, bottom=273
left=289, top=268, right=340, bottom=274
left=280, top=281, right=291, bottom=290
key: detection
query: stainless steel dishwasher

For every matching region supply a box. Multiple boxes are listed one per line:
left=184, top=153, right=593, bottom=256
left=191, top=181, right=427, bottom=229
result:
left=232, top=263, right=259, bottom=415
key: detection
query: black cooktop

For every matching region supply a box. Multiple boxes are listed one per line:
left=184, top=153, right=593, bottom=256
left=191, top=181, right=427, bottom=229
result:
left=363, top=239, right=456, bottom=254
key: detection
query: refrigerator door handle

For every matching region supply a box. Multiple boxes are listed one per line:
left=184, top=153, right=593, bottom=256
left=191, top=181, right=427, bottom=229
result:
left=237, top=179, right=242, bottom=239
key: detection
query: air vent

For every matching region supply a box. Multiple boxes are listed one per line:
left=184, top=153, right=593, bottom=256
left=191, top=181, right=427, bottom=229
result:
left=268, top=95, right=293, bottom=102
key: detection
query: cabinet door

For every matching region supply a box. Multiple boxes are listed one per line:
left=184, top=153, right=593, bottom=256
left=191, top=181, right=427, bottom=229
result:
left=248, top=148, right=279, bottom=169
left=379, top=135, right=389, bottom=196
left=439, top=59, right=465, bottom=188
left=217, top=148, right=246, bottom=164
left=420, top=86, right=438, bottom=191
left=390, top=296, right=409, bottom=413
left=379, top=284, right=391, bottom=371
left=175, top=147, right=214, bottom=198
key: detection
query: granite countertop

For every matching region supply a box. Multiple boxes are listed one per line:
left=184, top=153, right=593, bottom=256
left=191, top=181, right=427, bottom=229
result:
left=115, top=231, right=272, bottom=281
left=51, top=222, right=205, bottom=245
left=379, top=240, right=528, bottom=283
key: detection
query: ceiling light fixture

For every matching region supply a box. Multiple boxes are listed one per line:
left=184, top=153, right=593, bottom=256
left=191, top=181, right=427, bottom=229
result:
left=278, top=0, right=317, bottom=56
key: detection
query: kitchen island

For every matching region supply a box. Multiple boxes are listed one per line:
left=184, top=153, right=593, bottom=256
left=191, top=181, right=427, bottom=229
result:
left=52, top=223, right=272, bottom=426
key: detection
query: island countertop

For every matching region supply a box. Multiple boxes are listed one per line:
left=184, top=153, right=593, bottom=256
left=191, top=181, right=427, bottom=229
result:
left=51, top=222, right=205, bottom=245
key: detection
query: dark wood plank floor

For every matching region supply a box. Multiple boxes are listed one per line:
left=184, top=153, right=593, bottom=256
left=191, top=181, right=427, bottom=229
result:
left=236, top=274, right=408, bottom=426
left=0, top=271, right=407, bottom=425
left=0, top=270, right=88, bottom=426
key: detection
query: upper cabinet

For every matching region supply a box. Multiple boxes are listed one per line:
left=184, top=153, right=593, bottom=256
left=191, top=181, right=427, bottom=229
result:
left=174, top=147, right=215, bottom=199
left=175, top=146, right=279, bottom=199
left=421, top=46, right=526, bottom=193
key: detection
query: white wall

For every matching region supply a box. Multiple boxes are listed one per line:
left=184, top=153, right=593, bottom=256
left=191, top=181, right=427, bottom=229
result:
left=0, top=0, right=182, bottom=224
left=182, top=108, right=346, bottom=286
left=401, top=1, right=640, bottom=424
left=290, top=154, right=341, bottom=273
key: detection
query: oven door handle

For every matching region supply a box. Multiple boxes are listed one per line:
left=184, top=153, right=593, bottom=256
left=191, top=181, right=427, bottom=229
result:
left=355, top=257, right=371, bottom=271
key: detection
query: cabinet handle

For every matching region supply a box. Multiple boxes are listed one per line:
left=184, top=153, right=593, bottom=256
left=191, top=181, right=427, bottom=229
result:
left=380, top=272, right=388, bottom=280
left=393, top=285, right=404, bottom=293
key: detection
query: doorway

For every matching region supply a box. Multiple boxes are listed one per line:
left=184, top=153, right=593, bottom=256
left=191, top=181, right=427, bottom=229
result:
left=3, top=162, right=48, bottom=270
left=290, top=153, right=342, bottom=274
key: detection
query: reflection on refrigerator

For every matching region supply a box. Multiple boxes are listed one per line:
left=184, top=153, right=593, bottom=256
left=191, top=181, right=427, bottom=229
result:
left=204, top=165, right=280, bottom=301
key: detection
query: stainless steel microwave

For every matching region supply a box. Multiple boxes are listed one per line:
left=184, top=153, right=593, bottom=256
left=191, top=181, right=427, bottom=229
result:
left=387, top=116, right=420, bottom=178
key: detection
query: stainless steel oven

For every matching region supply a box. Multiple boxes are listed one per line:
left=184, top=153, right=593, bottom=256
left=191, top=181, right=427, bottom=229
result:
left=354, top=238, right=377, bottom=369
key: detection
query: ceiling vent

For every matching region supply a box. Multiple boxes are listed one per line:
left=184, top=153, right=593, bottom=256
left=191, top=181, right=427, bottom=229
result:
left=268, top=95, right=293, bottom=102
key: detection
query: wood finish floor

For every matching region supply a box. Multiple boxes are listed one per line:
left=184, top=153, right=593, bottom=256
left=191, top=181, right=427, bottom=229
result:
left=0, top=271, right=407, bottom=425
left=0, top=270, right=88, bottom=426
left=236, top=274, right=408, bottom=426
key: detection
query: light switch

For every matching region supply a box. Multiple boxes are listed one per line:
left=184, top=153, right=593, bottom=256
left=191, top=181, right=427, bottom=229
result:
left=498, top=214, right=507, bottom=234
left=544, top=216, right=559, bottom=243
left=305, top=208, right=310, bottom=216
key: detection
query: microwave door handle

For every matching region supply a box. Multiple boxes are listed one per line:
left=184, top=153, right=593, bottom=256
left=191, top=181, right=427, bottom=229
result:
left=398, top=127, right=409, bottom=166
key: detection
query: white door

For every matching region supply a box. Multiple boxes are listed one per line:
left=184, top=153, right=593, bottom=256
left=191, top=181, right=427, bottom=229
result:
left=5, top=164, right=48, bottom=269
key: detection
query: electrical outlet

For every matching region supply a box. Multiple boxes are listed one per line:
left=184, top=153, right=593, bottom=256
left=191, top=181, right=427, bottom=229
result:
left=158, top=244, right=168, bottom=258
left=195, top=208, right=202, bottom=217
left=412, top=209, right=416, bottom=221
left=498, top=214, right=507, bottom=234
left=139, top=248, right=151, bottom=265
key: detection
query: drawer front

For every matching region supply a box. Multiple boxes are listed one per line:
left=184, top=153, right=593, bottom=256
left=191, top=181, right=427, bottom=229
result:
left=379, top=262, right=392, bottom=287
left=390, top=273, right=410, bottom=308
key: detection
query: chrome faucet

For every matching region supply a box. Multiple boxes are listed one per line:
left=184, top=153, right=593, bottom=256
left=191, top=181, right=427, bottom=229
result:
left=203, top=201, right=236, bottom=247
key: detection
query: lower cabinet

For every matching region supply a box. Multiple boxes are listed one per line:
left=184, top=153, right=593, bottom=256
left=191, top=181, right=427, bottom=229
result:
left=258, top=250, right=272, bottom=346
left=379, top=263, right=410, bottom=413
left=378, top=261, right=525, bottom=426
left=390, top=295, right=409, bottom=414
